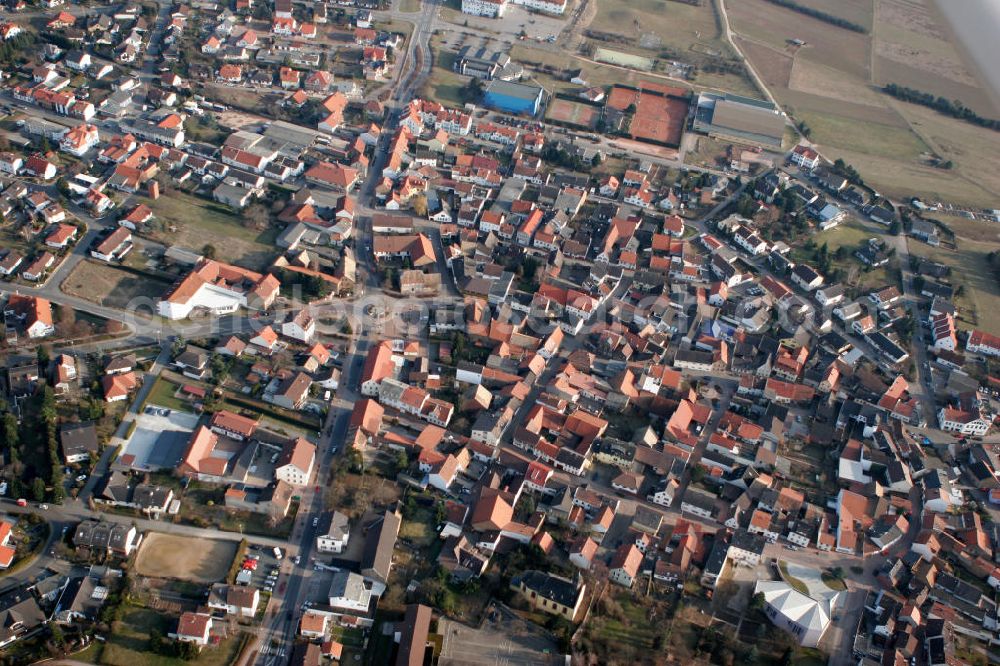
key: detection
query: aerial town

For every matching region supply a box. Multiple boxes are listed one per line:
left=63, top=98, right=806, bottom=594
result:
left=0, top=0, right=997, bottom=664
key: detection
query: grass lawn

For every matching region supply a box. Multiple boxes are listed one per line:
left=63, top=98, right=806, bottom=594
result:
left=592, top=592, right=659, bottom=651
left=101, top=606, right=247, bottom=666
left=141, top=377, right=192, bottom=412
left=399, top=505, right=435, bottom=547
left=141, top=192, right=279, bottom=271
left=791, top=647, right=829, bottom=666
left=422, top=47, right=469, bottom=107
left=778, top=561, right=809, bottom=595
left=397, top=0, right=420, bottom=11
left=814, top=216, right=875, bottom=252
left=820, top=572, right=847, bottom=591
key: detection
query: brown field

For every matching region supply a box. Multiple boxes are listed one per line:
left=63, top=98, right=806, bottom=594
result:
left=61, top=260, right=167, bottom=310
left=727, top=0, right=870, bottom=79
left=546, top=98, right=600, bottom=128
left=930, top=214, right=1000, bottom=244
left=135, top=533, right=236, bottom=583
left=787, top=59, right=886, bottom=107
left=736, top=37, right=793, bottom=89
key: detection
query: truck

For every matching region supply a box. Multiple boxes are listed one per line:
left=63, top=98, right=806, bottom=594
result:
left=273, top=547, right=283, bottom=560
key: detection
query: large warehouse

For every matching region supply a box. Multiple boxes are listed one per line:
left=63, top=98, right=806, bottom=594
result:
left=693, top=92, right=786, bottom=148
left=482, top=80, right=545, bottom=116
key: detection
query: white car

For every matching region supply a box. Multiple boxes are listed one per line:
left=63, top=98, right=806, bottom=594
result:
left=312, top=517, right=319, bottom=527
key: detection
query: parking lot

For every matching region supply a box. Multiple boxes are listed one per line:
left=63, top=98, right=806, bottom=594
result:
left=242, top=543, right=287, bottom=594
left=439, top=5, right=567, bottom=43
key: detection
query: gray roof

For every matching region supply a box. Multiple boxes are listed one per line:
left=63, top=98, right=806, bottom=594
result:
left=360, top=510, right=400, bottom=583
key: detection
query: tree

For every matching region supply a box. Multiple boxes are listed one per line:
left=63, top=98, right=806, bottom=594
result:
left=32, top=477, right=46, bottom=502
left=243, top=203, right=270, bottom=231
left=591, top=153, right=603, bottom=168
left=202, top=244, right=217, bottom=260
left=411, top=194, right=428, bottom=217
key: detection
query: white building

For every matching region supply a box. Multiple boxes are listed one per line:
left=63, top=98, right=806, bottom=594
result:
left=461, top=0, right=507, bottom=16
left=754, top=581, right=836, bottom=649
left=938, top=407, right=992, bottom=436
left=511, top=0, right=565, bottom=14
left=315, top=512, right=350, bottom=554
left=274, top=438, right=316, bottom=488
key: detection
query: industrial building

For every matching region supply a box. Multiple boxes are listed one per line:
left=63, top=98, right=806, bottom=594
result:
left=693, top=92, right=786, bottom=148
left=482, top=80, right=544, bottom=116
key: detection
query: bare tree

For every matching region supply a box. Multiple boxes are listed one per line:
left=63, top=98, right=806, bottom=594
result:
left=243, top=203, right=270, bottom=231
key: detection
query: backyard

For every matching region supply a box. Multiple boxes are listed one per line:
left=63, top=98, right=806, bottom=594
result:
left=91, top=605, right=248, bottom=666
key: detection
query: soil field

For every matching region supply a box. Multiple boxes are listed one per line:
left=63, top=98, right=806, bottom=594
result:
left=61, top=260, right=168, bottom=310
left=787, top=58, right=886, bottom=107
left=135, top=533, right=237, bottom=583
left=735, top=37, right=793, bottom=89
left=545, top=98, right=600, bottom=128
left=727, top=0, right=870, bottom=79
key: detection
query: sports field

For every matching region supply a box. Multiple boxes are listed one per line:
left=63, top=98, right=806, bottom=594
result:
left=135, top=533, right=236, bottom=583
left=546, top=98, right=601, bottom=129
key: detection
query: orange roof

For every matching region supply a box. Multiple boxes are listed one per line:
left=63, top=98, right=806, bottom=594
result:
left=471, top=490, right=512, bottom=531
left=280, top=437, right=316, bottom=473
left=177, top=612, right=211, bottom=638
left=610, top=543, right=642, bottom=577
left=210, top=410, right=259, bottom=438
left=300, top=610, right=327, bottom=634
left=179, top=425, right=220, bottom=475
left=361, top=341, right=395, bottom=385
left=102, top=372, right=136, bottom=400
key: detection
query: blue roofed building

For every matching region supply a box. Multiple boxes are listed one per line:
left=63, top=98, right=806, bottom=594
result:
left=482, top=80, right=544, bottom=116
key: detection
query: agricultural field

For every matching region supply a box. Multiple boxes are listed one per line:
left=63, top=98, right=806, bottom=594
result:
left=61, top=260, right=168, bottom=310
left=140, top=192, right=279, bottom=271
left=726, top=0, right=1000, bottom=208
left=134, top=533, right=237, bottom=583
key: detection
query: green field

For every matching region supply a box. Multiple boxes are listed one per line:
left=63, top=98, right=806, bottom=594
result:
left=589, top=0, right=728, bottom=56
left=796, top=109, right=929, bottom=161
left=422, top=47, right=470, bottom=107
left=143, top=377, right=192, bottom=412
left=908, top=239, right=1000, bottom=334
left=142, top=192, right=278, bottom=271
